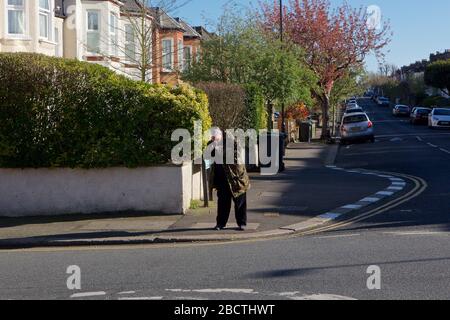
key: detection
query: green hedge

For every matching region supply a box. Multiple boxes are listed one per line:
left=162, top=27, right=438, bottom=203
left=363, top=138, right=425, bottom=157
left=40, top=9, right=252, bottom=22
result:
left=422, top=95, right=450, bottom=107
left=243, top=84, right=267, bottom=131
left=0, top=53, right=211, bottom=168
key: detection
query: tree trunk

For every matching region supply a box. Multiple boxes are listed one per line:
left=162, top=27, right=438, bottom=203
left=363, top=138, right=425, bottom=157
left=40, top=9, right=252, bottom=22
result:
left=267, top=100, right=274, bottom=130
left=320, top=94, right=331, bottom=140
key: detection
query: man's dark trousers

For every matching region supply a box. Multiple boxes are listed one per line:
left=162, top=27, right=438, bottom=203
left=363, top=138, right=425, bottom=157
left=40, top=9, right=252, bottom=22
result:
left=216, top=185, right=247, bottom=228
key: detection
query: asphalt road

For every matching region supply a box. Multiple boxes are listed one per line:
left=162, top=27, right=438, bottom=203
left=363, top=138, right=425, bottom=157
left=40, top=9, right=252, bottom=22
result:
left=0, top=98, right=449, bottom=300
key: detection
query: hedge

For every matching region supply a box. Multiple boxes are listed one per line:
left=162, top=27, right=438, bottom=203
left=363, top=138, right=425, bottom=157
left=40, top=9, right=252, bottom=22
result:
left=243, top=83, right=267, bottom=131
left=193, top=82, right=267, bottom=131
left=0, top=53, right=211, bottom=168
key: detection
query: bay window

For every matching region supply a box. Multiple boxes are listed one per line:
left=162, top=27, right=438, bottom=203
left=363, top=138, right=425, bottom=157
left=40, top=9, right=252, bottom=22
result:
left=86, top=11, right=100, bottom=53
left=39, top=0, right=51, bottom=39
left=7, top=0, right=25, bottom=36
left=162, top=39, right=173, bottom=71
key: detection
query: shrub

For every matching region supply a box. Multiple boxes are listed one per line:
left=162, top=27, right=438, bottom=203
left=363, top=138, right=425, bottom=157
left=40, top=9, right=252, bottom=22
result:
left=422, top=95, right=450, bottom=107
left=0, top=53, right=211, bottom=168
left=243, top=84, right=267, bottom=130
left=193, top=82, right=267, bottom=131
left=193, top=82, right=247, bottom=130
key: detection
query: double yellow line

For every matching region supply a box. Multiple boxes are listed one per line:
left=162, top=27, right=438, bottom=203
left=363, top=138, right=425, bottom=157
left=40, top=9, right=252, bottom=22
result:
left=296, top=171, right=428, bottom=237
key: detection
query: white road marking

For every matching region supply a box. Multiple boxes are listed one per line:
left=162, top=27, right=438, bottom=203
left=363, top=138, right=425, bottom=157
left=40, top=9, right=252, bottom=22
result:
left=416, top=136, right=423, bottom=141
left=70, top=291, right=106, bottom=298
left=118, top=291, right=136, bottom=295
left=377, top=191, right=394, bottom=196
left=428, top=143, right=438, bottom=148
left=341, top=204, right=363, bottom=210
left=387, top=186, right=404, bottom=191
left=166, top=288, right=256, bottom=294
left=389, top=177, right=404, bottom=182
left=440, top=148, right=450, bottom=154
left=278, top=292, right=300, bottom=296
left=392, top=182, right=406, bottom=186
left=118, top=297, right=163, bottom=300
left=360, top=197, right=381, bottom=203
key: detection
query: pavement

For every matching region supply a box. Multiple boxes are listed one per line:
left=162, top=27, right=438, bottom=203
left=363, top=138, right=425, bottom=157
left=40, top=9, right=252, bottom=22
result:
left=0, top=139, right=406, bottom=249
left=2, top=98, right=450, bottom=300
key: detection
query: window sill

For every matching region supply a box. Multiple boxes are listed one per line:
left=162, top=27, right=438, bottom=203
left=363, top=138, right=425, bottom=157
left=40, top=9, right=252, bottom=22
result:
left=39, top=38, right=57, bottom=45
left=3, top=36, right=32, bottom=41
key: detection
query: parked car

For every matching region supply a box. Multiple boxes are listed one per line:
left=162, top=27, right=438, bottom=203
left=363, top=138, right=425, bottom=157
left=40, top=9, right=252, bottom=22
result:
left=377, top=97, right=390, bottom=107
left=428, top=108, right=450, bottom=129
left=410, top=108, right=432, bottom=125
left=345, top=107, right=364, bottom=115
left=346, top=102, right=359, bottom=109
left=392, top=105, right=410, bottom=117
left=340, top=113, right=375, bottom=144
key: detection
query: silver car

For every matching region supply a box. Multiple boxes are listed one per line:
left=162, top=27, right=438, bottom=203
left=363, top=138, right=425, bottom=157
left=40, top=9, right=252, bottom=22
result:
left=340, top=113, right=375, bottom=144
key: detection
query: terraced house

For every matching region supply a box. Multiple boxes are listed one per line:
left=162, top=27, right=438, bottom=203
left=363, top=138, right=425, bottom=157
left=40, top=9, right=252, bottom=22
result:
left=0, top=0, right=209, bottom=84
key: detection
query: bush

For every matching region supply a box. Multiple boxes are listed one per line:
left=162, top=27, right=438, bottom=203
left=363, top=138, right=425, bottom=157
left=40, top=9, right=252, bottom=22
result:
left=193, top=82, right=247, bottom=129
left=0, top=53, right=211, bottom=168
left=193, top=82, right=267, bottom=131
left=422, top=95, right=450, bottom=107
left=243, top=84, right=267, bottom=130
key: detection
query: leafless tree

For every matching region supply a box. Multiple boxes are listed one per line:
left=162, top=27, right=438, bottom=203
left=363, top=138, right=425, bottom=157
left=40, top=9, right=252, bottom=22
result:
left=88, top=0, right=192, bottom=82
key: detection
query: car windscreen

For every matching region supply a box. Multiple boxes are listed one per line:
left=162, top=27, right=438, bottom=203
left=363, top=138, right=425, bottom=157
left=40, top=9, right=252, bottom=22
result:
left=434, top=109, right=450, bottom=116
left=417, top=109, right=431, bottom=114
left=397, top=106, right=409, bottom=110
left=343, top=115, right=368, bottom=124
left=346, top=109, right=363, bottom=114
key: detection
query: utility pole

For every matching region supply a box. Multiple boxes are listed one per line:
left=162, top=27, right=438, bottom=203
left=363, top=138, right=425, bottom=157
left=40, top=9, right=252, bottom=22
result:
left=279, top=0, right=286, bottom=135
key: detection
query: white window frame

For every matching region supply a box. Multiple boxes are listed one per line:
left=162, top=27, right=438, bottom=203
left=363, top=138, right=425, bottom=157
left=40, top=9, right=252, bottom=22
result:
left=54, top=27, right=62, bottom=57
left=177, top=39, right=184, bottom=71
left=39, top=0, right=52, bottom=40
left=162, top=38, right=174, bottom=72
left=124, top=24, right=136, bottom=63
left=5, top=0, right=27, bottom=38
left=109, top=12, right=118, bottom=57
left=86, top=10, right=100, bottom=54
left=183, top=45, right=192, bottom=71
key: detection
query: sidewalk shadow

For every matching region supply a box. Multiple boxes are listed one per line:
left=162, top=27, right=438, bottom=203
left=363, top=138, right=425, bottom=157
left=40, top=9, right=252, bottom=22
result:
left=0, top=211, right=181, bottom=229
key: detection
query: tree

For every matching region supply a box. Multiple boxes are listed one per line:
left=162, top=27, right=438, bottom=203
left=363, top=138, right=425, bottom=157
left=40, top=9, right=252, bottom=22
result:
left=378, top=63, right=398, bottom=77
left=262, top=0, right=391, bottom=139
left=183, top=9, right=316, bottom=128
left=89, top=0, right=191, bottom=82
left=425, top=59, right=450, bottom=96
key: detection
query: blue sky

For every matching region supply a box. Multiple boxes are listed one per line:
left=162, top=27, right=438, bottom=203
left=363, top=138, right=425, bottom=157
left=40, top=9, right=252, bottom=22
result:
left=173, top=0, right=450, bottom=72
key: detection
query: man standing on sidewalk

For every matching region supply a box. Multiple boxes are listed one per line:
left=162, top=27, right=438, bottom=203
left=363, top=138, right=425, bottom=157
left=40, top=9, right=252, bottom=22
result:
left=208, top=129, right=250, bottom=231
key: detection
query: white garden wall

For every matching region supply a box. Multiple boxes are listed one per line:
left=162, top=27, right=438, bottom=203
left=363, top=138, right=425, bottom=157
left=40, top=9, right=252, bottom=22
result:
left=0, top=162, right=202, bottom=217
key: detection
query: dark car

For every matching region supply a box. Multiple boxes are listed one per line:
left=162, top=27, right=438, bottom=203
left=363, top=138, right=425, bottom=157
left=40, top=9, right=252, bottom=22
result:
left=393, top=105, right=410, bottom=117
left=410, top=108, right=432, bottom=125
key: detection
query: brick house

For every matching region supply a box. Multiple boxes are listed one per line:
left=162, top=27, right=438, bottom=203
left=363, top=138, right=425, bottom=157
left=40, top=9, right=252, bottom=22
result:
left=0, top=0, right=209, bottom=85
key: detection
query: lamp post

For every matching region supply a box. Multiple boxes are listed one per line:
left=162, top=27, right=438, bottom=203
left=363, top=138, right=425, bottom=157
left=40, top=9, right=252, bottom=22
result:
left=279, top=0, right=286, bottom=135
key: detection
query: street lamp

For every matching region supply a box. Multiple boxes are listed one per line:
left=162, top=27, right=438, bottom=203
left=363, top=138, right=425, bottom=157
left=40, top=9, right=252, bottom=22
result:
left=279, top=0, right=286, bottom=135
